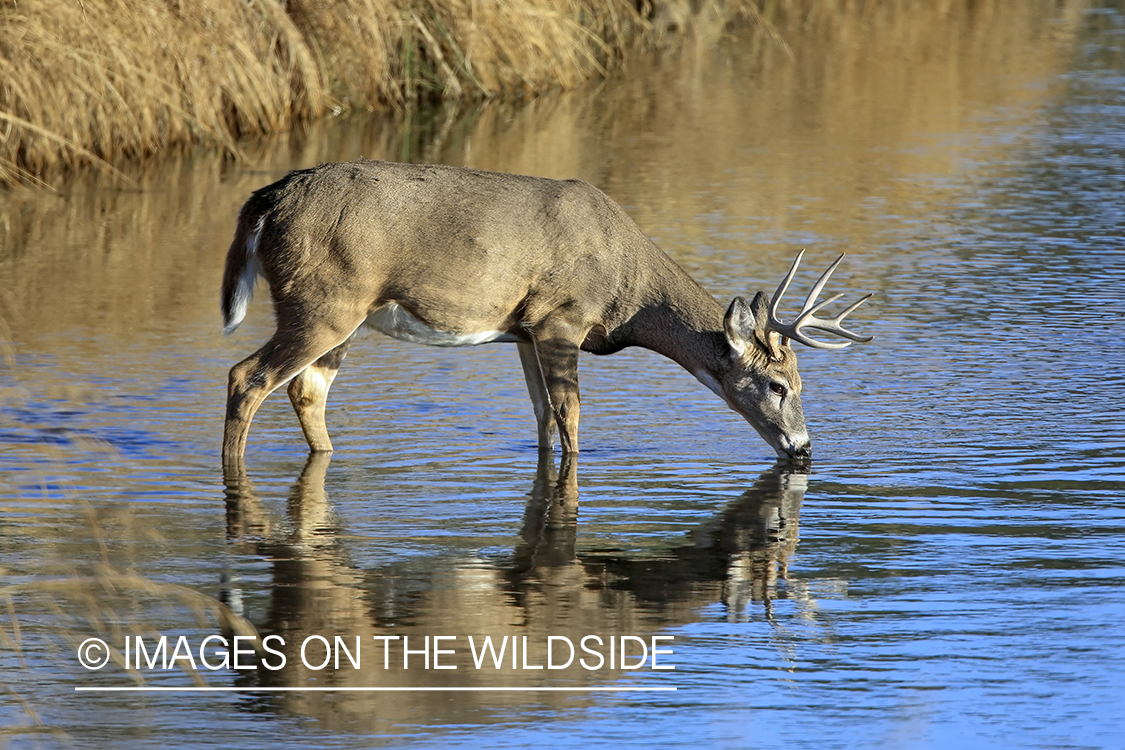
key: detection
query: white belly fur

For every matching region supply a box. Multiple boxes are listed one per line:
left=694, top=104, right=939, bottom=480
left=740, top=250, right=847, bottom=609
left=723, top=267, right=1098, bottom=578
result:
left=366, top=302, right=520, bottom=347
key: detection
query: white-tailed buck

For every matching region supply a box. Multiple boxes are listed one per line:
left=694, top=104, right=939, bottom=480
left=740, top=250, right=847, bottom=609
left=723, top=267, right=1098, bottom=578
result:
left=221, top=159, right=871, bottom=462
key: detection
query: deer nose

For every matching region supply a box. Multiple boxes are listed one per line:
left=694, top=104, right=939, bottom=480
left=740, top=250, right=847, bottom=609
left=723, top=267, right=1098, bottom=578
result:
left=773, top=436, right=812, bottom=462
left=779, top=437, right=811, bottom=462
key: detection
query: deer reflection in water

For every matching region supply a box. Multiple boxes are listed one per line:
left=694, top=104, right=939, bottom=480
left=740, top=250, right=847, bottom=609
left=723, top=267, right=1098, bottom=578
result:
left=220, top=456, right=808, bottom=728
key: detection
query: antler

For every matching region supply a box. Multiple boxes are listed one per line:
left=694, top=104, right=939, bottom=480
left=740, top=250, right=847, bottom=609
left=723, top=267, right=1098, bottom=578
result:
left=768, top=250, right=873, bottom=350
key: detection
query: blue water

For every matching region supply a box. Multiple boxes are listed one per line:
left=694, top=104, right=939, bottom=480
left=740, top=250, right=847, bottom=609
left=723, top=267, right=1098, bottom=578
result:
left=1, top=5, right=1123, bottom=749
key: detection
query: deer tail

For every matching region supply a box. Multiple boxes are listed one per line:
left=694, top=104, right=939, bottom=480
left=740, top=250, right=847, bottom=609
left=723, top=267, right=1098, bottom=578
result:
left=220, top=207, right=266, bottom=335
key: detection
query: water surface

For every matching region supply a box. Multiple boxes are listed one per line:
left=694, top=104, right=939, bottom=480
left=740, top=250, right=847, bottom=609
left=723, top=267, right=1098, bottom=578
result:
left=1, top=4, right=1124, bottom=749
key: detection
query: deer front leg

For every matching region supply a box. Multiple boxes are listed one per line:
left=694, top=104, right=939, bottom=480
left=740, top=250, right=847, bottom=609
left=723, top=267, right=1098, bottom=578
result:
left=530, top=325, right=583, bottom=455
left=288, top=337, right=354, bottom=453
left=517, top=341, right=557, bottom=452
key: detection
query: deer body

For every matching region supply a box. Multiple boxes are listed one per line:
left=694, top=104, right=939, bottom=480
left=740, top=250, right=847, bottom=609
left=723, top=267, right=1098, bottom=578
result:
left=221, top=159, right=870, bottom=462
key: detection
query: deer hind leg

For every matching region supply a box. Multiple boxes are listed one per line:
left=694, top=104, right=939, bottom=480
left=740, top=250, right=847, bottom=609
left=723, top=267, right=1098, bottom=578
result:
left=288, top=336, right=354, bottom=453
left=517, top=341, right=557, bottom=453
left=223, top=320, right=362, bottom=462
left=529, top=323, right=583, bottom=455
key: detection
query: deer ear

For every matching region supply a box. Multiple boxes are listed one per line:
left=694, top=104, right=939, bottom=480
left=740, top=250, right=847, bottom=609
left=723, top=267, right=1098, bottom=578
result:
left=748, top=291, right=772, bottom=344
left=727, top=293, right=783, bottom=359
left=749, top=291, right=785, bottom=360
left=724, top=297, right=756, bottom=356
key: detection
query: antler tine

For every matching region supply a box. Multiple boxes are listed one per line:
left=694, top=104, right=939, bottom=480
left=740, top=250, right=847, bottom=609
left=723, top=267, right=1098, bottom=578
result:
left=769, top=251, right=843, bottom=325
left=766, top=251, right=873, bottom=350
left=804, top=293, right=874, bottom=342
left=799, top=253, right=845, bottom=315
left=783, top=327, right=853, bottom=350
left=797, top=292, right=844, bottom=321
left=767, top=248, right=805, bottom=324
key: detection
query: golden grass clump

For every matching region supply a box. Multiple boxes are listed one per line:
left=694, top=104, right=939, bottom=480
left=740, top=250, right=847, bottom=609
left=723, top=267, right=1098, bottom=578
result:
left=0, top=0, right=765, bottom=186
left=390, top=0, right=646, bottom=100
left=0, top=0, right=325, bottom=185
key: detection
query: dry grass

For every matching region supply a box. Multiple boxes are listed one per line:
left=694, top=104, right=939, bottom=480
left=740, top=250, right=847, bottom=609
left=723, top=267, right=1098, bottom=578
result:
left=0, top=0, right=324, bottom=184
left=0, top=0, right=760, bottom=186
left=286, top=0, right=649, bottom=105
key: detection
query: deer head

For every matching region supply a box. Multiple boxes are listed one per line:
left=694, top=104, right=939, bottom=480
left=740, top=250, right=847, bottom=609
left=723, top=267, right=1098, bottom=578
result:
left=718, top=251, right=872, bottom=461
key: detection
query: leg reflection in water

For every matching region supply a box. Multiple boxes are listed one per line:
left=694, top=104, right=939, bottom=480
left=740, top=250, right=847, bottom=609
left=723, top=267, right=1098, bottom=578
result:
left=218, top=454, right=808, bottom=729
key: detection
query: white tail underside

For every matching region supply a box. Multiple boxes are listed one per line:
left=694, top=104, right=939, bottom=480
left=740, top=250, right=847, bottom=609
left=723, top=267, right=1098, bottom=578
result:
left=223, top=217, right=265, bottom=335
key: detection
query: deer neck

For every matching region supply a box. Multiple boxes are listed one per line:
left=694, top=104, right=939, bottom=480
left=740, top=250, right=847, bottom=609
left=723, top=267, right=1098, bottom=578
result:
left=613, top=263, right=729, bottom=379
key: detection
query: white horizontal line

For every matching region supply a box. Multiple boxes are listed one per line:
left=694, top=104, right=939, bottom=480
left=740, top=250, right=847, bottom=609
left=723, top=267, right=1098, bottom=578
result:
left=75, top=686, right=676, bottom=693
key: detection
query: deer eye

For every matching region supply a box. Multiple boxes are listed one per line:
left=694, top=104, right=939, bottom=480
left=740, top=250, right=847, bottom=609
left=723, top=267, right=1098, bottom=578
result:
left=769, top=382, right=787, bottom=397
